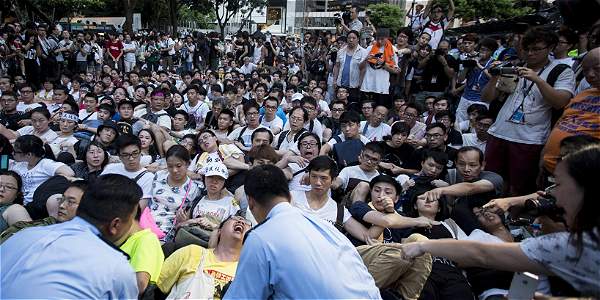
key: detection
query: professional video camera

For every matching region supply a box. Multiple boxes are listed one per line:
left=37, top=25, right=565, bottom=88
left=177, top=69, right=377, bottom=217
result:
left=334, top=11, right=352, bottom=25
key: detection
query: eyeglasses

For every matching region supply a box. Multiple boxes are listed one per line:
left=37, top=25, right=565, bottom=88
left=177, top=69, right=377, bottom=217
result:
left=58, top=197, right=79, bottom=207
left=221, top=215, right=252, bottom=228
left=524, top=46, right=548, bottom=53
left=20, top=90, right=33, bottom=93
left=477, top=122, right=492, bottom=129
left=332, top=108, right=345, bottom=112
left=302, top=106, right=315, bottom=112
left=426, top=133, right=444, bottom=139
left=361, top=153, right=381, bottom=164
left=0, top=183, right=18, bottom=191
left=265, top=105, right=278, bottom=110
left=119, top=151, right=141, bottom=160
left=403, top=113, right=417, bottom=119
left=300, top=141, right=318, bottom=148
left=246, top=111, right=259, bottom=117
left=290, top=116, right=304, bottom=122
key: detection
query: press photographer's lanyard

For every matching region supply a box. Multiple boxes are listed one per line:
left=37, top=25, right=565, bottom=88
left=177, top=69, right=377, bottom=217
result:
left=510, top=63, right=549, bottom=124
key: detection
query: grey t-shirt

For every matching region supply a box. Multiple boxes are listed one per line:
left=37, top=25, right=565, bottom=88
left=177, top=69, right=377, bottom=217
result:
left=520, top=231, right=600, bottom=297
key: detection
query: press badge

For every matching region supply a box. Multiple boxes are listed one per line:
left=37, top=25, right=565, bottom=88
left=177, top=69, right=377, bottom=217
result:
left=431, top=76, right=437, bottom=84
left=508, top=107, right=525, bottom=124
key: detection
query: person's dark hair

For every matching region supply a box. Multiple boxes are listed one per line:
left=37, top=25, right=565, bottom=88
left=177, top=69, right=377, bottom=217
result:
left=397, top=27, right=414, bottom=44
left=166, top=144, right=191, bottom=163
left=114, top=134, right=141, bottom=154
left=210, top=84, right=222, bottom=94
left=557, top=25, right=578, bottom=48
left=62, top=99, right=79, bottom=112
left=138, top=129, right=159, bottom=161
left=174, top=109, right=190, bottom=122
left=435, top=110, right=456, bottom=123
left=363, top=141, right=384, bottom=157
left=243, top=99, right=260, bottom=115
left=408, top=193, right=450, bottom=221
left=404, top=103, right=420, bottom=115
left=77, top=174, right=142, bottom=225
left=462, top=33, right=479, bottom=43
left=0, top=133, right=13, bottom=156
left=339, top=110, right=361, bottom=125
left=369, top=174, right=402, bottom=198
left=98, top=103, right=116, bottom=117
left=390, top=121, right=411, bottom=136
left=421, top=150, right=449, bottom=166
left=84, top=92, right=98, bottom=102
left=83, top=141, right=109, bottom=169
left=456, top=146, right=484, bottom=165
left=248, top=144, right=279, bottom=164
left=1, top=91, right=16, bottom=99
left=307, top=155, right=339, bottom=178
left=289, top=106, right=309, bottom=122
left=14, top=135, right=47, bottom=158
left=479, top=37, right=499, bottom=53
left=30, top=107, right=51, bottom=120
left=347, top=30, right=360, bottom=39
left=475, top=113, right=494, bottom=123
left=467, top=103, right=488, bottom=115
left=426, top=122, right=447, bottom=133
left=521, top=27, right=559, bottom=49
left=559, top=135, right=600, bottom=157
left=68, top=180, right=88, bottom=193
left=300, top=96, right=317, bottom=109
left=562, top=145, right=600, bottom=253
left=297, top=131, right=322, bottom=152
left=251, top=127, right=274, bottom=144
left=0, top=170, right=24, bottom=205
left=244, top=165, right=291, bottom=205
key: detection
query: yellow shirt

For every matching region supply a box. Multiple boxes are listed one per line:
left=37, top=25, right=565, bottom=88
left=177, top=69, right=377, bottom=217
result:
left=157, top=245, right=238, bottom=299
left=120, top=229, right=164, bottom=284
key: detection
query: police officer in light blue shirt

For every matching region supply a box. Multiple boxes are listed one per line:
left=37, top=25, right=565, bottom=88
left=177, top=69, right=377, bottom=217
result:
left=224, top=165, right=381, bottom=299
left=1, top=175, right=140, bottom=299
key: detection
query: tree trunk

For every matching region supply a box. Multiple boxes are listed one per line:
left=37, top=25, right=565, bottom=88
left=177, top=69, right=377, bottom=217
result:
left=169, top=0, right=178, bottom=35
left=123, top=0, right=136, bottom=34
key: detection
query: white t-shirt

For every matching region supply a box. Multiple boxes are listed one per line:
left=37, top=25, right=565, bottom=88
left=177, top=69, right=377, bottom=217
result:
left=288, top=162, right=310, bottom=192
left=360, top=45, right=398, bottom=94
left=16, top=102, right=42, bottom=112
left=290, top=190, right=350, bottom=226
left=79, top=109, right=98, bottom=121
left=17, top=126, right=58, bottom=144
left=100, top=163, right=154, bottom=199
left=123, top=42, right=137, bottom=62
left=489, top=61, right=575, bottom=145
left=178, top=101, right=210, bottom=128
left=550, top=56, right=575, bottom=67
left=337, top=165, right=379, bottom=191
left=360, top=121, right=391, bottom=142
left=260, top=115, right=284, bottom=132
left=273, top=130, right=303, bottom=153
left=133, top=108, right=172, bottom=129
left=461, top=133, right=486, bottom=153
left=421, top=17, right=450, bottom=50
left=10, top=159, right=66, bottom=205
left=227, top=125, right=269, bottom=148
left=192, top=192, right=240, bottom=225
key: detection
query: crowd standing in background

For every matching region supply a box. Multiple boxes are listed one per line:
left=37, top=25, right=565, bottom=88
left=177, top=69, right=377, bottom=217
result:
left=1, top=1, right=600, bottom=299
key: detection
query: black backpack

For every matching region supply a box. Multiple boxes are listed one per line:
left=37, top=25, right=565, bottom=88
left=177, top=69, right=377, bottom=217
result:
left=276, top=128, right=307, bottom=149
left=331, top=135, right=364, bottom=168
left=142, top=108, right=169, bottom=124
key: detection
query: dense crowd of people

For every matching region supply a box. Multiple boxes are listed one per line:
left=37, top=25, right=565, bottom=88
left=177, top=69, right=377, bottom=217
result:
left=0, top=1, right=599, bottom=298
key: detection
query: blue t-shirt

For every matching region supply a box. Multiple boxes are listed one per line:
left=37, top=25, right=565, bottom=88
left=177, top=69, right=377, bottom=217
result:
left=462, top=59, right=493, bottom=102
left=340, top=54, right=352, bottom=87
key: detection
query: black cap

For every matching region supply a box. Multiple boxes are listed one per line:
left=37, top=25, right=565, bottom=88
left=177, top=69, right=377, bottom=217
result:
left=97, top=120, right=120, bottom=136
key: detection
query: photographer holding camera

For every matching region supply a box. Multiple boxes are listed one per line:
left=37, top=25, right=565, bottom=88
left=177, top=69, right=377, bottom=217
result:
left=455, top=36, right=498, bottom=124
left=339, top=5, right=363, bottom=35
left=481, top=28, right=575, bottom=197
left=401, top=145, right=600, bottom=297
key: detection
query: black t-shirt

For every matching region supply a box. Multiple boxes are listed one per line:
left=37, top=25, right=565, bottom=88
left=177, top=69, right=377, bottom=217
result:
left=350, top=201, right=412, bottom=246
left=322, top=117, right=341, bottom=137
left=421, top=54, right=458, bottom=92
left=404, top=146, right=457, bottom=175
left=378, top=141, right=415, bottom=175
left=447, top=128, right=463, bottom=146
left=0, top=111, right=27, bottom=131
left=204, top=111, right=218, bottom=130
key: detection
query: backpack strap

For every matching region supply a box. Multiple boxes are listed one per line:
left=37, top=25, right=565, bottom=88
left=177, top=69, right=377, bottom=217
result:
left=334, top=200, right=345, bottom=232
left=546, top=63, right=570, bottom=87
left=333, top=134, right=343, bottom=144
left=293, top=128, right=307, bottom=142
left=134, top=170, right=149, bottom=182
left=308, top=120, right=314, bottom=133
left=236, top=126, right=248, bottom=144
left=362, top=122, right=369, bottom=135
left=277, top=130, right=290, bottom=149
left=444, top=218, right=460, bottom=239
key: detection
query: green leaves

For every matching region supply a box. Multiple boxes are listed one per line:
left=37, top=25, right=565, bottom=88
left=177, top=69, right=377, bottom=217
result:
left=366, top=3, right=405, bottom=36
left=436, top=0, right=532, bottom=21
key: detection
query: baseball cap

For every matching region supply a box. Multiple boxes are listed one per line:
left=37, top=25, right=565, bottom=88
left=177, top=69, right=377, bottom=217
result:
left=203, top=162, right=229, bottom=180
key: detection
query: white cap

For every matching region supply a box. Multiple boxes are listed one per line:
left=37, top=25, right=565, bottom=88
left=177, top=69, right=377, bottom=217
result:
left=291, top=93, right=304, bottom=102
left=203, top=162, right=229, bottom=180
